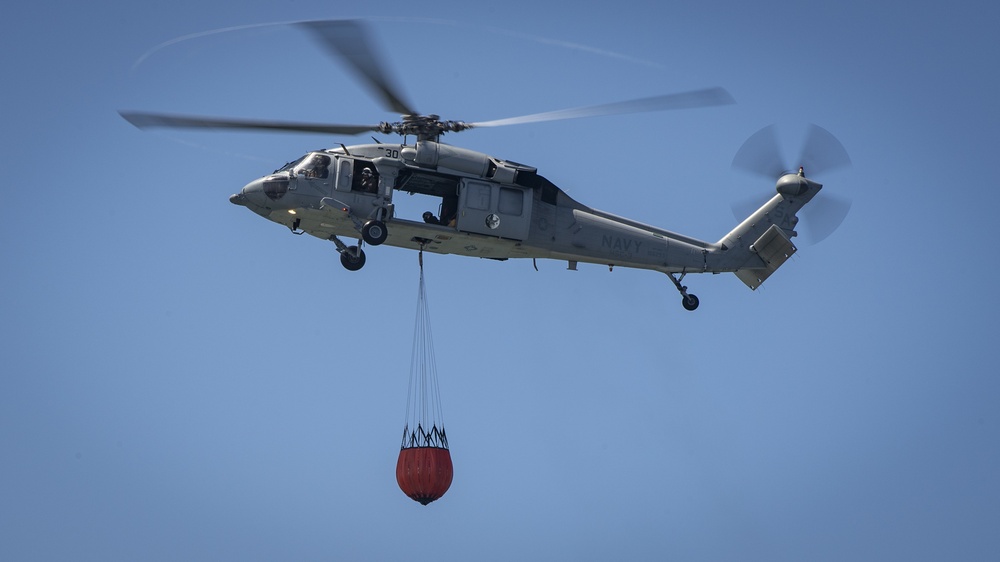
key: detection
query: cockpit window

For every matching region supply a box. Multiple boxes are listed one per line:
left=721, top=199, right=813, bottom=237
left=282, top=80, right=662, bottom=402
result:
left=276, top=156, right=305, bottom=173
left=296, top=153, right=331, bottom=179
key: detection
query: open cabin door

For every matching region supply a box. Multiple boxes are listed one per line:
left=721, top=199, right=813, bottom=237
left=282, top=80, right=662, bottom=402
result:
left=456, top=179, right=532, bottom=240
left=335, top=157, right=353, bottom=192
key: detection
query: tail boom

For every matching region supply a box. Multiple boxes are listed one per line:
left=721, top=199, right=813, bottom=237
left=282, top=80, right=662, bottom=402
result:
left=712, top=173, right=822, bottom=289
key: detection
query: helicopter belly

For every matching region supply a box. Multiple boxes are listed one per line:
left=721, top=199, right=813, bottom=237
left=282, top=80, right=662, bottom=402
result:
left=380, top=220, right=525, bottom=258
left=267, top=203, right=525, bottom=260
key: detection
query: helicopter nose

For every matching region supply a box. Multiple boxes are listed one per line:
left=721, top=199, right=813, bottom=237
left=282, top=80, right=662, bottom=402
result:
left=232, top=177, right=267, bottom=208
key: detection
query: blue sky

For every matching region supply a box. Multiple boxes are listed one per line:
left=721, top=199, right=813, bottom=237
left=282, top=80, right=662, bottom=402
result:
left=3, top=1, right=999, bottom=560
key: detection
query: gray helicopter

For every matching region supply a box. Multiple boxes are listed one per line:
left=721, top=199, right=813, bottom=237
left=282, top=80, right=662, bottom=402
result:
left=121, top=20, right=850, bottom=311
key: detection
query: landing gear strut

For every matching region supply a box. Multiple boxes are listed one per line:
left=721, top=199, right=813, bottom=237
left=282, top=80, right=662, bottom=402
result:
left=667, top=272, right=699, bottom=311
left=330, top=234, right=367, bottom=271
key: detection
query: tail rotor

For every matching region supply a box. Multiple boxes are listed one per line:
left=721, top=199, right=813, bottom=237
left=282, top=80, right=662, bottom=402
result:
left=731, top=124, right=852, bottom=244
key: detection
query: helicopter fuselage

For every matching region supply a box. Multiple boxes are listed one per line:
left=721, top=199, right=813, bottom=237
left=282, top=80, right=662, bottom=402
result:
left=235, top=142, right=739, bottom=270
left=229, top=140, right=821, bottom=307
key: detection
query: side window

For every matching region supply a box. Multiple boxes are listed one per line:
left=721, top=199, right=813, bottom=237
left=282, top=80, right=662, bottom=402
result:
left=467, top=182, right=491, bottom=210
left=499, top=188, right=523, bottom=216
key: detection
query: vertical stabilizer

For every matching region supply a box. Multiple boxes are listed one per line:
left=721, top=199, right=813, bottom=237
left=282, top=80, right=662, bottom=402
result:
left=717, top=172, right=821, bottom=290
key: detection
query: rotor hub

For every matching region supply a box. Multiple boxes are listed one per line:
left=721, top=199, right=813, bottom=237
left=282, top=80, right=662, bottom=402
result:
left=380, top=114, right=472, bottom=140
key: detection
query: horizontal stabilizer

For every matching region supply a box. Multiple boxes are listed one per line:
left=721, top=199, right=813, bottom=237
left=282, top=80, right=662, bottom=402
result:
left=735, top=224, right=797, bottom=290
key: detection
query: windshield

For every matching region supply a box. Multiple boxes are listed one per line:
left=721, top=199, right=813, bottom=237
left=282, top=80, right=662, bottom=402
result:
left=276, top=156, right=306, bottom=173
left=294, top=153, right=331, bottom=179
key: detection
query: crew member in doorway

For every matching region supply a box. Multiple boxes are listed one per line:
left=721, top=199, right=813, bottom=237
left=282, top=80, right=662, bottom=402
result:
left=423, top=196, right=458, bottom=227
left=440, top=195, right=458, bottom=227
left=360, top=167, right=376, bottom=193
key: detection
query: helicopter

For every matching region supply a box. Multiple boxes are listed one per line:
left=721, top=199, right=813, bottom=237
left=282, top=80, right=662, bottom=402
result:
left=120, top=20, right=850, bottom=311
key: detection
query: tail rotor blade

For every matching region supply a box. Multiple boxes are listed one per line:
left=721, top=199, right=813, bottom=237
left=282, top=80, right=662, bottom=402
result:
left=731, top=124, right=787, bottom=181
left=798, top=124, right=851, bottom=177
left=801, top=192, right=852, bottom=244
left=731, top=124, right=852, bottom=244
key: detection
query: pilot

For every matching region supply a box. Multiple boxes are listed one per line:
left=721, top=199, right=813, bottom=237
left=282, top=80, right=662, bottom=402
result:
left=304, top=155, right=330, bottom=179
left=360, top=167, right=376, bottom=193
left=314, top=155, right=330, bottom=178
left=422, top=211, right=440, bottom=224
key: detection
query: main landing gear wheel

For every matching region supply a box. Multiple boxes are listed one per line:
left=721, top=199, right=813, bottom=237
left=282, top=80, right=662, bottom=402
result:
left=340, top=246, right=366, bottom=271
left=682, top=294, right=700, bottom=311
left=361, top=219, right=387, bottom=246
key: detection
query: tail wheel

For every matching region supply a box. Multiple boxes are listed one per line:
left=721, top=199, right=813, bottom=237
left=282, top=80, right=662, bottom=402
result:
left=340, top=246, right=366, bottom=271
left=362, top=220, right=388, bottom=245
left=667, top=272, right=700, bottom=311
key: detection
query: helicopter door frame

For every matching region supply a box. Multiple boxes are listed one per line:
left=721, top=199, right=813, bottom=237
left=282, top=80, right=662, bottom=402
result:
left=335, top=157, right=353, bottom=193
left=456, top=179, right=532, bottom=240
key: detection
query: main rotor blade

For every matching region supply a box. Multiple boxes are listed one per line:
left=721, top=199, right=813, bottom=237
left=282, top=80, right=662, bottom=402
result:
left=731, top=124, right=787, bottom=180
left=119, top=111, right=380, bottom=135
left=468, top=87, right=735, bottom=128
left=798, top=124, right=851, bottom=177
left=298, top=20, right=417, bottom=116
